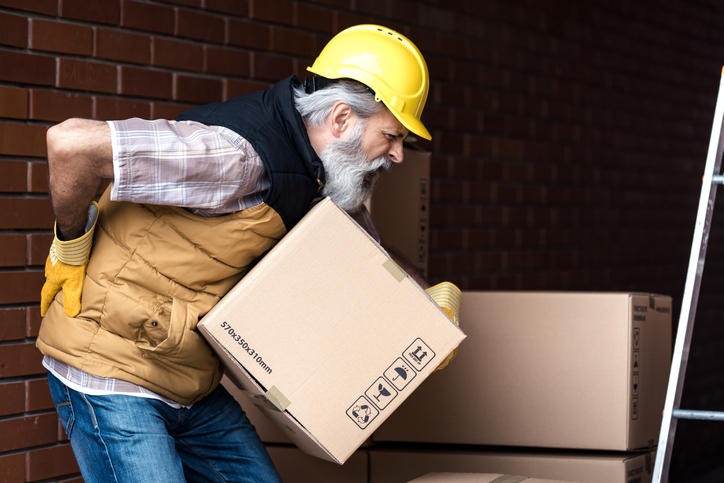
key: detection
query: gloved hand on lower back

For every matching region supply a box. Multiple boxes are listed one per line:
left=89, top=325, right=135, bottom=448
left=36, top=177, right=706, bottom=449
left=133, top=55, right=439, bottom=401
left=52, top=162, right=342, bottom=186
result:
left=41, top=202, right=99, bottom=318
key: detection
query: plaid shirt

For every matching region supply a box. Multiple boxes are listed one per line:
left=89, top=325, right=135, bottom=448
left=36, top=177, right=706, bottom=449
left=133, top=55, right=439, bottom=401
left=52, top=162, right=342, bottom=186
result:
left=109, top=118, right=269, bottom=216
left=45, top=118, right=271, bottom=408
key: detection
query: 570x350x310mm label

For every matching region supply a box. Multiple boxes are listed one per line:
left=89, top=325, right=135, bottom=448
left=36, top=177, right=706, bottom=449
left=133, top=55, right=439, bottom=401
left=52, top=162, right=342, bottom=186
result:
left=220, top=321, right=272, bottom=374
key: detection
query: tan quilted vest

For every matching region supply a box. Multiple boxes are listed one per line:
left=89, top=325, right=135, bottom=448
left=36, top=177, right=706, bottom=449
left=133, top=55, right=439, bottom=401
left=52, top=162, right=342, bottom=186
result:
left=37, top=189, right=287, bottom=405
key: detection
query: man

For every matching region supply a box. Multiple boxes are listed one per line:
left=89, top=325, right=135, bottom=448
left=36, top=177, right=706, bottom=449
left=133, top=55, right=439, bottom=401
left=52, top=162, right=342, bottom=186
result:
left=37, top=25, right=430, bottom=482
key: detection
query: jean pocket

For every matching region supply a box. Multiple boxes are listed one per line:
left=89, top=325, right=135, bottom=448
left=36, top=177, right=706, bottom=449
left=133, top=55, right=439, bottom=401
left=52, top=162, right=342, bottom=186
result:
left=47, top=373, right=76, bottom=439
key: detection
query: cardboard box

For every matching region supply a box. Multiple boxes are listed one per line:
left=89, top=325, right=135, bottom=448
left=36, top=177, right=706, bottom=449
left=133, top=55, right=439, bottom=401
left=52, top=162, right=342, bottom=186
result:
left=199, top=198, right=465, bottom=464
left=408, top=473, right=577, bottom=483
left=222, top=375, right=292, bottom=443
left=367, top=145, right=430, bottom=276
left=266, top=446, right=367, bottom=483
left=374, top=292, right=672, bottom=451
left=369, top=448, right=654, bottom=483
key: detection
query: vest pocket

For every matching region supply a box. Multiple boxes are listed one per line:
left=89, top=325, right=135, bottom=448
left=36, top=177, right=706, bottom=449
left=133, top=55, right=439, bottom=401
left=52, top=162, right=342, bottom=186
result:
left=136, top=297, right=199, bottom=359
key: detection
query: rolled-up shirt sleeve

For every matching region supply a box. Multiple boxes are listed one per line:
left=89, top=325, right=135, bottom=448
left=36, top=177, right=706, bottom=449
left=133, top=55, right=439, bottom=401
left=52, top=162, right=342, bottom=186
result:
left=107, top=118, right=269, bottom=216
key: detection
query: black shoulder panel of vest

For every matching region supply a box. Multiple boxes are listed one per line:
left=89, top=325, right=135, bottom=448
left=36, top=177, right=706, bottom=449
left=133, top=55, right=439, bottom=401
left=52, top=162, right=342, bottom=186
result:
left=175, top=76, right=323, bottom=230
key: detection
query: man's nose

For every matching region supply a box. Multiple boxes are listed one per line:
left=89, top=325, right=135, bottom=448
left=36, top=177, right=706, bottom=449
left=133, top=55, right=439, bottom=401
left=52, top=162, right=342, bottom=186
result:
left=388, top=144, right=404, bottom=163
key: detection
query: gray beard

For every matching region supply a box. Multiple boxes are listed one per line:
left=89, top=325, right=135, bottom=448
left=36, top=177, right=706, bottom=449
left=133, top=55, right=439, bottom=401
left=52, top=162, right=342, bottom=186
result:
left=319, top=122, right=392, bottom=213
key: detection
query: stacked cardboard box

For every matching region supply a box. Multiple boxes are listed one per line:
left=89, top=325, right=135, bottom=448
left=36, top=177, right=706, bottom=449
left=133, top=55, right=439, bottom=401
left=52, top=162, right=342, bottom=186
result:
left=367, top=145, right=431, bottom=277
left=209, top=146, right=672, bottom=483
left=371, top=291, right=671, bottom=483
left=370, top=450, right=653, bottom=483
left=407, top=471, right=579, bottom=483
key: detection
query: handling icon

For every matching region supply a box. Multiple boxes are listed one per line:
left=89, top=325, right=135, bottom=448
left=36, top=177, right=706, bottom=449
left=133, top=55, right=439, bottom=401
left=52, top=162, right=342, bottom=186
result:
left=403, top=338, right=435, bottom=371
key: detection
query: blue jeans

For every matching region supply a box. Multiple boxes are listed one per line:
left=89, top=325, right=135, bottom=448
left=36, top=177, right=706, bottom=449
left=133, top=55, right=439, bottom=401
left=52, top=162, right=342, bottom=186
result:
left=48, top=371, right=282, bottom=483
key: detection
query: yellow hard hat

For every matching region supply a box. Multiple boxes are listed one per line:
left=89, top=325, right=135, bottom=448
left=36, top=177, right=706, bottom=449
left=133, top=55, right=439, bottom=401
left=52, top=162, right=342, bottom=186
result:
left=307, top=24, right=431, bottom=141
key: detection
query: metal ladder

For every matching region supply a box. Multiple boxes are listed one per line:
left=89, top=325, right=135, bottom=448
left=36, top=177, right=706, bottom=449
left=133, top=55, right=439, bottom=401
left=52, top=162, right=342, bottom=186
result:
left=653, top=68, right=724, bottom=482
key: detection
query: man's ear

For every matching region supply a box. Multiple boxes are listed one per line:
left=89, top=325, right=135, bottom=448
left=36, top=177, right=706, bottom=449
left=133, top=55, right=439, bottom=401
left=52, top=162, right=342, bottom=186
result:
left=328, top=101, right=354, bottom=139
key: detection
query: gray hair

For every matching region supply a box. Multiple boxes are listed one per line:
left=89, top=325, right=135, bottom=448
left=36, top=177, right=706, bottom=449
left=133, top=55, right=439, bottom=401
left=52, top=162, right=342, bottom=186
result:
left=294, top=79, right=384, bottom=128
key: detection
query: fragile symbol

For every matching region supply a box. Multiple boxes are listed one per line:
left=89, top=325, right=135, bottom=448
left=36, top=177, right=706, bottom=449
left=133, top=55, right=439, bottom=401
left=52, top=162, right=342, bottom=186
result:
left=373, top=383, right=391, bottom=402
left=365, top=377, right=398, bottom=410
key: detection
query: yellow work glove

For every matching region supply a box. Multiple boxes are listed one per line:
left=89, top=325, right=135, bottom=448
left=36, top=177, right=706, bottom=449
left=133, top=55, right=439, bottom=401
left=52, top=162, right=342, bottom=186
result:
left=425, top=281, right=462, bottom=371
left=40, top=202, right=99, bottom=318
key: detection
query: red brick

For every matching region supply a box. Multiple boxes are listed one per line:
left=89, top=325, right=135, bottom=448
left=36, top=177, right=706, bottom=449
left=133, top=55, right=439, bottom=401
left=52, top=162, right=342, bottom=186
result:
left=26, top=377, right=54, bottom=412
left=0, top=0, right=56, bottom=15
left=0, top=453, right=24, bottom=482
left=0, top=383, right=25, bottom=416
left=30, top=19, right=93, bottom=55
left=227, top=19, right=270, bottom=50
left=28, top=161, right=49, bottom=193
left=28, top=234, right=53, bottom=266
left=337, top=12, right=370, bottom=31
left=0, top=342, right=45, bottom=377
left=0, top=234, right=26, bottom=267
left=0, top=123, right=47, bottom=157
left=27, top=306, right=43, bottom=338
left=0, top=11, right=27, bottom=47
left=120, top=66, right=173, bottom=99
left=27, top=444, right=80, bottom=481
left=0, top=198, right=54, bottom=229
left=270, top=26, right=314, bottom=57
left=95, top=28, right=151, bottom=64
left=205, top=0, right=248, bottom=17
left=176, top=9, right=225, bottom=44
left=94, top=97, right=151, bottom=120
left=296, top=3, right=335, bottom=33
left=174, top=75, right=223, bottom=104
left=355, top=0, right=386, bottom=16
left=150, top=102, right=195, bottom=120
left=0, top=160, right=26, bottom=192
left=58, top=59, right=117, bottom=94
left=0, top=413, right=57, bottom=452
left=251, top=0, right=293, bottom=25
left=225, top=79, right=269, bottom=100
left=60, top=0, right=120, bottom=24
left=30, top=90, right=93, bottom=123
left=0, top=51, right=55, bottom=86
left=121, top=0, right=175, bottom=34
left=0, top=86, right=28, bottom=119
left=253, top=53, right=293, bottom=82
left=0, top=308, right=26, bottom=342
left=205, top=46, right=250, bottom=77
left=152, top=37, right=204, bottom=71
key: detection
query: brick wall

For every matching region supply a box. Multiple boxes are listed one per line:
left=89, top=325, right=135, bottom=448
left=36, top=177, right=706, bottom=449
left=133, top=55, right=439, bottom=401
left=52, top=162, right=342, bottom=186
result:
left=1, top=0, right=723, bottom=481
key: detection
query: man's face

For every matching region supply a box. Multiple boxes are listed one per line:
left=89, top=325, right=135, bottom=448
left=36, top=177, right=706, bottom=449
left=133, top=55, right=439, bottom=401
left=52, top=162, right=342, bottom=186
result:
left=359, top=107, right=408, bottom=165
left=319, top=108, right=408, bottom=213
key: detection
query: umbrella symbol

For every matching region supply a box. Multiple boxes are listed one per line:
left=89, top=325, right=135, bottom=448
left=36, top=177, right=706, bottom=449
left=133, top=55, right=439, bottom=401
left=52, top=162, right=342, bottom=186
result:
left=392, top=367, right=408, bottom=381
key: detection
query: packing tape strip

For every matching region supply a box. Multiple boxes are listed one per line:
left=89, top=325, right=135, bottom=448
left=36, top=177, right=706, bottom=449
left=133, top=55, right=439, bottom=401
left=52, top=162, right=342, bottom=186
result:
left=382, top=257, right=407, bottom=282
left=489, top=476, right=528, bottom=483
left=265, top=386, right=291, bottom=412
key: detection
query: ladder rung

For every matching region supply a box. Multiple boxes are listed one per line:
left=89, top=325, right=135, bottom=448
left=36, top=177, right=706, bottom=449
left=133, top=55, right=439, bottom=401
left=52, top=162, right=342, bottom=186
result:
left=672, top=409, right=724, bottom=421
left=712, top=174, right=724, bottom=184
